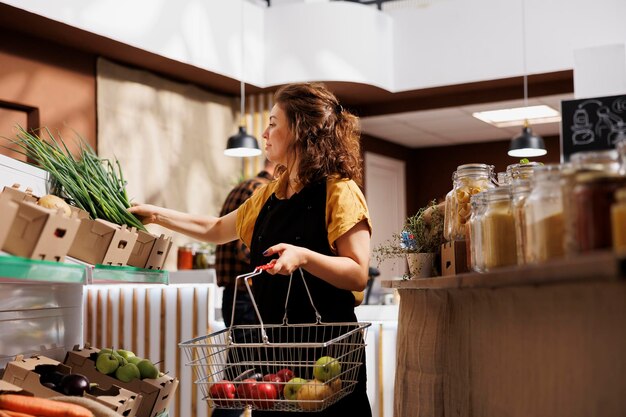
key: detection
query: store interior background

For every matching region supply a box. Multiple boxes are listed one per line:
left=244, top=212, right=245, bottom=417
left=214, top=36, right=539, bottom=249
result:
left=3, top=0, right=626, bottom=291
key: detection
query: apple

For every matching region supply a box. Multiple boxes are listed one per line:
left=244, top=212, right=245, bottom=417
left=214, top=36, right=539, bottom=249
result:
left=296, top=379, right=333, bottom=411
left=96, top=352, right=120, bottom=375
left=313, top=356, right=341, bottom=382
left=116, top=349, right=135, bottom=360
left=276, top=368, right=294, bottom=383
left=250, top=382, right=278, bottom=410
left=115, top=363, right=141, bottom=383
left=329, top=377, right=342, bottom=393
left=283, top=377, right=307, bottom=401
left=263, top=373, right=282, bottom=383
left=208, top=380, right=236, bottom=407
left=236, top=378, right=257, bottom=401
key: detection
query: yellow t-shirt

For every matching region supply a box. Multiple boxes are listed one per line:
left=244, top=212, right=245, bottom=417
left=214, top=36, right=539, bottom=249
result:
left=236, top=172, right=372, bottom=253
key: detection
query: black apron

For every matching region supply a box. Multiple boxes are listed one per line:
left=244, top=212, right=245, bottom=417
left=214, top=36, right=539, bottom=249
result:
left=249, top=180, right=371, bottom=417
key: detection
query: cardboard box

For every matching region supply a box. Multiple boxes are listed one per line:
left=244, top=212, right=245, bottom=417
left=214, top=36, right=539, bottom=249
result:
left=2, top=355, right=141, bottom=416
left=0, top=184, right=38, bottom=204
left=0, top=198, right=19, bottom=249
left=127, top=232, right=172, bottom=271
left=441, top=240, right=469, bottom=276
left=68, top=219, right=138, bottom=266
left=64, top=347, right=178, bottom=417
left=0, top=379, right=33, bottom=396
left=2, top=201, right=80, bottom=262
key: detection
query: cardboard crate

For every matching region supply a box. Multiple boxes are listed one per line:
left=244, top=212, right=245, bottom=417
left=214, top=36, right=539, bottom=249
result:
left=2, top=201, right=80, bottom=262
left=441, top=240, right=469, bottom=276
left=127, top=231, right=172, bottom=271
left=0, top=198, right=19, bottom=249
left=68, top=219, right=138, bottom=266
left=2, top=355, right=141, bottom=417
left=64, top=347, right=178, bottom=417
left=0, top=379, right=33, bottom=396
left=0, top=184, right=37, bottom=204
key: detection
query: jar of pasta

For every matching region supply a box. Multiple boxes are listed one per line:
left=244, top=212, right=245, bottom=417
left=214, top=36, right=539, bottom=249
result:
left=449, top=163, right=496, bottom=241
left=572, top=172, right=626, bottom=252
left=482, top=186, right=517, bottom=271
left=524, top=164, right=565, bottom=264
left=468, top=192, right=487, bottom=272
left=511, top=179, right=532, bottom=265
left=443, top=170, right=458, bottom=241
left=506, top=161, right=541, bottom=181
left=612, top=187, right=626, bottom=254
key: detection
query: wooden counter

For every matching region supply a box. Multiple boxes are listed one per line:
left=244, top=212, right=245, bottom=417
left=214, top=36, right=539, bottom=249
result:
left=382, top=251, right=626, bottom=417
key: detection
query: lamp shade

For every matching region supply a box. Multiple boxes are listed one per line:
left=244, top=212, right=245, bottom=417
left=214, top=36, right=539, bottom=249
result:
left=508, top=125, right=547, bottom=158
left=224, top=126, right=262, bottom=157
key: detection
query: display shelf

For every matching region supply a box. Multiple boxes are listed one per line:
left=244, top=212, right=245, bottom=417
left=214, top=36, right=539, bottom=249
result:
left=90, top=264, right=169, bottom=284
left=382, top=250, right=625, bottom=290
left=0, top=254, right=86, bottom=283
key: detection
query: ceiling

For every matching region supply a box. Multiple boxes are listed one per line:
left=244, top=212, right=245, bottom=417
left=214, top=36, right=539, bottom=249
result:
left=359, top=93, right=574, bottom=148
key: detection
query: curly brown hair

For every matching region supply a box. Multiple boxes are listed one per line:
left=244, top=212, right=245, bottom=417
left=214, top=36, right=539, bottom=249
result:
left=273, top=82, right=363, bottom=187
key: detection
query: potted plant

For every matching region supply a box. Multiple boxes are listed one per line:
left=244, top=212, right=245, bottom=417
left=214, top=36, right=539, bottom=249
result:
left=374, top=199, right=446, bottom=279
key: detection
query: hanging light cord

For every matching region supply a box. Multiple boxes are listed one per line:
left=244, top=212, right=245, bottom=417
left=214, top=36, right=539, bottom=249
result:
left=240, top=0, right=246, bottom=125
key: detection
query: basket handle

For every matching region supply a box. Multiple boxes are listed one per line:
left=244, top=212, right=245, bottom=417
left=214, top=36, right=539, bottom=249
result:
left=230, top=263, right=323, bottom=343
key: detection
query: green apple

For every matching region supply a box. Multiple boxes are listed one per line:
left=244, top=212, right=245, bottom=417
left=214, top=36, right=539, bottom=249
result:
left=96, top=353, right=120, bottom=375
left=113, top=353, right=128, bottom=367
left=283, top=377, right=307, bottom=401
left=312, top=356, right=341, bottom=382
left=97, top=348, right=115, bottom=357
left=137, top=359, right=159, bottom=379
left=116, top=349, right=136, bottom=360
left=115, top=363, right=141, bottom=383
left=127, top=356, right=143, bottom=365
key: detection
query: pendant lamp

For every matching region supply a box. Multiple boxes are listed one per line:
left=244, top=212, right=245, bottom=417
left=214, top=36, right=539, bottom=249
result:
left=224, top=1, right=261, bottom=158
left=507, top=0, right=547, bottom=158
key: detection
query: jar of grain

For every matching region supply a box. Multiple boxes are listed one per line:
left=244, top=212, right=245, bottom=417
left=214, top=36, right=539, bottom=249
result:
left=511, top=179, right=532, bottom=265
left=468, top=192, right=487, bottom=272
left=443, top=170, right=457, bottom=241
left=482, top=186, right=517, bottom=270
left=524, top=164, right=565, bottom=264
left=448, top=163, right=496, bottom=241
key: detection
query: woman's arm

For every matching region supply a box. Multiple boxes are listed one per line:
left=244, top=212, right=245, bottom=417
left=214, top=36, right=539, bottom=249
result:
left=128, top=204, right=239, bottom=244
left=261, top=219, right=370, bottom=291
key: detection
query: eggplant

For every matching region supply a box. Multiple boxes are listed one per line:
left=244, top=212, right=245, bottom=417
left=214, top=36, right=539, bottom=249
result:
left=59, top=374, right=90, bottom=396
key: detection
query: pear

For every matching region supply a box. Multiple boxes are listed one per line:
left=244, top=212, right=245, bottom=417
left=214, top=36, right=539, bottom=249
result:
left=136, top=360, right=159, bottom=379
left=127, top=356, right=143, bottom=365
left=96, top=353, right=120, bottom=375
left=115, top=363, right=141, bottom=383
left=116, top=349, right=136, bottom=360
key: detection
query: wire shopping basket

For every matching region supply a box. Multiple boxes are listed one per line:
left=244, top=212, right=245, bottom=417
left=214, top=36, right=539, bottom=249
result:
left=179, top=264, right=371, bottom=412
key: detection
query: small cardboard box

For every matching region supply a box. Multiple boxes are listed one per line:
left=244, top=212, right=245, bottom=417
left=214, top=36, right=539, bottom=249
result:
left=0, top=184, right=38, bottom=204
left=65, top=347, right=178, bottom=417
left=127, top=232, right=172, bottom=270
left=0, top=198, right=19, bottom=249
left=441, top=240, right=469, bottom=276
left=2, top=201, right=80, bottom=262
left=2, top=355, right=141, bottom=417
left=0, top=379, right=34, bottom=396
left=69, top=219, right=138, bottom=266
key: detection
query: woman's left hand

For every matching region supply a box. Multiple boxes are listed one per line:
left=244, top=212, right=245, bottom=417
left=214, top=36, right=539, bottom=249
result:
left=262, top=243, right=308, bottom=275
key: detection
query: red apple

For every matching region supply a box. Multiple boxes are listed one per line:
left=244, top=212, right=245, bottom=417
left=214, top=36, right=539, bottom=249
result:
left=208, top=380, right=236, bottom=407
left=236, top=378, right=257, bottom=401
left=263, top=373, right=282, bottom=384
left=251, top=382, right=278, bottom=409
left=276, top=368, right=294, bottom=383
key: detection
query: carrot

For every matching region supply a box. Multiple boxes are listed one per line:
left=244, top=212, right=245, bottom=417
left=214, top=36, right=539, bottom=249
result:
left=1, top=409, right=37, bottom=417
left=0, top=395, right=93, bottom=417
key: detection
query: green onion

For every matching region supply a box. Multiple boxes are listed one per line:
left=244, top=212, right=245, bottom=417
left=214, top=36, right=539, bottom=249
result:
left=3, top=126, right=146, bottom=231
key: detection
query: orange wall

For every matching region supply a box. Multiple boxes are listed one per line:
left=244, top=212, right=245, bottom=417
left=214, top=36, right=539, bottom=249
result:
left=0, top=28, right=96, bottom=156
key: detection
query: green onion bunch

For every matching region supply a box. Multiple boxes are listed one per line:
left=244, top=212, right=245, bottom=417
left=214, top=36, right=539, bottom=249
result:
left=7, top=126, right=146, bottom=231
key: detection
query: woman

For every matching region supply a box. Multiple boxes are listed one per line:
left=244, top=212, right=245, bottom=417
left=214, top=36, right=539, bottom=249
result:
left=130, top=82, right=372, bottom=416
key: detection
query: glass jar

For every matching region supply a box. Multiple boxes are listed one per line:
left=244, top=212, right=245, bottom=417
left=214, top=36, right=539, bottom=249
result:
left=572, top=172, right=626, bottom=252
left=570, top=149, right=620, bottom=173
left=443, top=170, right=457, bottom=241
left=177, top=244, right=194, bottom=270
left=193, top=249, right=210, bottom=269
left=468, top=192, right=487, bottom=272
left=506, top=161, right=542, bottom=181
left=482, top=186, right=517, bottom=271
left=497, top=171, right=510, bottom=186
left=612, top=187, right=626, bottom=254
left=617, top=138, right=626, bottom=175
left=511, top=179, right=532, bottom=265
left=524, top=164, right=565, bottom=264
left=448, top=163, right=496, bottom=241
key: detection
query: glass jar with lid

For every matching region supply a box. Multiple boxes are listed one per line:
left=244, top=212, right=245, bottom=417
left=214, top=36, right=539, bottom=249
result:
left=497, top=171, right=510, bottom=186
left=570, top=149, right=620, bottom=173
left=572, top=172, right=626, bottom=252
left=612, top=187, right=626, bottom=254
left=506, top=161, right=542, bottom=181
left=524, top=164, right=565, bottom=264
left=443, top=170, right=458, bottom=241
left=511, top=179, right=533, bottom=265
left=448, top=163, right=496, bottom=241
left=482, top=186, right=517, bottom=271
left=468, top=192, right=487, bottom=272
left=617, top=139, right=626, bottom=175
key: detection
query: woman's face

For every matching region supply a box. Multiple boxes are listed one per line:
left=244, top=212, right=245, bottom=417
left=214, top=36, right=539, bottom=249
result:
left=263, top=104, right=294, bottom=166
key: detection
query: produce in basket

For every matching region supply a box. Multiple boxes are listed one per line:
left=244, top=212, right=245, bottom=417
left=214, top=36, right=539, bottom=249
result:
left=296, top=380, right=333, bottom=411
left=283, top=377, right=307, bottom=401
left=276, top=368, right=295, bottom=383
left=208, top=380, right=236, bottom=407
left=312, top=356, right=341, bottom=382
left=250, top=382, right=278, bottom=410
left=6, top=126, right=146, bottom=231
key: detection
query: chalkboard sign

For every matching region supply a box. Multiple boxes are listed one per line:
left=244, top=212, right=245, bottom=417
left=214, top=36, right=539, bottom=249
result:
left=560, top=94, right=626, bottom=162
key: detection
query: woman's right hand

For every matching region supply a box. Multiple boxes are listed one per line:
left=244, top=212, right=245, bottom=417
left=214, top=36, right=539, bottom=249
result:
left=128, top=203, right=161, bottom=225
